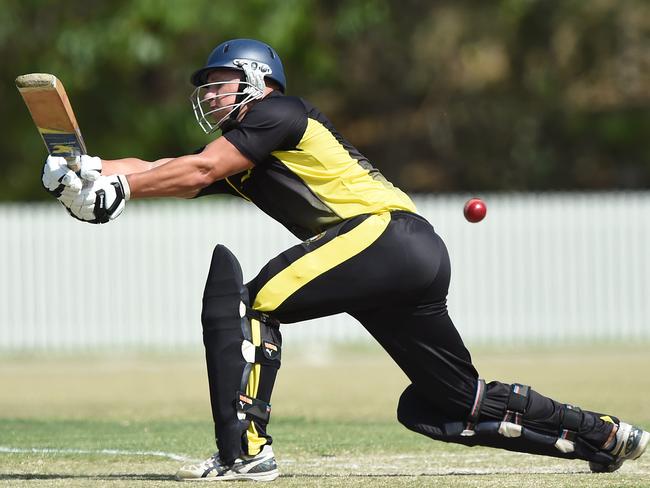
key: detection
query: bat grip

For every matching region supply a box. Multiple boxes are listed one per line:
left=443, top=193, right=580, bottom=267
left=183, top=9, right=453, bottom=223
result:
left=66, top=158, right=81, bottom=172
left=65, top=150, right=81, bottom=173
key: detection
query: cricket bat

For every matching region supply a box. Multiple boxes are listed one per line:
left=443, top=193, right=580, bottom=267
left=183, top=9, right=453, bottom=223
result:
left=15, top=73, right=86, bottom=172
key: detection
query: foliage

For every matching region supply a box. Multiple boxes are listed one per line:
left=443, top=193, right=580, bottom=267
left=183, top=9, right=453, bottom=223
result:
left=1, top=0, right=649, bottom=200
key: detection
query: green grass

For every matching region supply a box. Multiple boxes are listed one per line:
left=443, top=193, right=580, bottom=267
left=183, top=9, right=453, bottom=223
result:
left=1, top=344, right=649, bottom=487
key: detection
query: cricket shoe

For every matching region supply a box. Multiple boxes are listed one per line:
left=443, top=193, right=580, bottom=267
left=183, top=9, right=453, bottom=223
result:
left=589, top=422, right=649, bottom=473
left=175, top=444, right=279, bottom=482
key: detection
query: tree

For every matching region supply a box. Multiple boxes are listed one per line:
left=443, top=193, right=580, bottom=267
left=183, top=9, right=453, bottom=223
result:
left=1, top=0, right=648, bottom=201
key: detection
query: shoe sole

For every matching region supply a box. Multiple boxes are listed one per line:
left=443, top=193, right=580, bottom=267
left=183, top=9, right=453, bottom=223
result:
left=176, top=468, right=279, bottom=482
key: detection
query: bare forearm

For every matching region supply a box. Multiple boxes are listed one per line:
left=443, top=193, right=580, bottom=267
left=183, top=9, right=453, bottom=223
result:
left=124, top=154, right=218, bottom=199
left=102, top=157, right=173, bottom=176
left=105, top=138, right=253, bottom=199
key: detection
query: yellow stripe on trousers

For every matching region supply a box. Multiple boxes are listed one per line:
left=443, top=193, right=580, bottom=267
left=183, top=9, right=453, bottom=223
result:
left=252, top=212, right=391, bottom=312
left=245, top=318, right=265, bottom=455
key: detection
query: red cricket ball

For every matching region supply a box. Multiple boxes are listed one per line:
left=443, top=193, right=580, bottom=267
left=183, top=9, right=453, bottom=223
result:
left=463, top=198, right=487, bottom=223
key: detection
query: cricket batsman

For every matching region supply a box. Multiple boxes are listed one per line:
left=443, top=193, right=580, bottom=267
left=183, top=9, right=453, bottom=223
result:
left=42, top=39, right=648, bottom=481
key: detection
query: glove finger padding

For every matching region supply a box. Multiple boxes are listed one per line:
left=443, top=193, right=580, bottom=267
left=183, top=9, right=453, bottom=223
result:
left=59, top=170, right=82, bottom=191
left=77, top=155, right=103, bottom=182
left=58, top=184, right=85, bottom=208
left=42, top=155, right=82, bottom=195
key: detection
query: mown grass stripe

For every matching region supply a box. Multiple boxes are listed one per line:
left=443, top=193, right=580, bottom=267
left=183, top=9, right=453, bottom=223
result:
left=0, top=446, right=194, bottom=462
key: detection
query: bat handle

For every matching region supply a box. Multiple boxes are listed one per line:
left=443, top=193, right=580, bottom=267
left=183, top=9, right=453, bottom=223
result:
left=65, top=150, right=81, bottom=173
left=66, top=159, right=80, bottom=172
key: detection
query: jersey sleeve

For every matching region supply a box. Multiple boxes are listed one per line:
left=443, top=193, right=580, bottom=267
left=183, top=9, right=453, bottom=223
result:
left=194, top=178, right=240, bottom=198
left=223, top=95, right=307, bottom=165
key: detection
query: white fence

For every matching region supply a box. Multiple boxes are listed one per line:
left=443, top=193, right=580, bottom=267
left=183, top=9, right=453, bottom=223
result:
left=1, top=193, right=649, bottom=351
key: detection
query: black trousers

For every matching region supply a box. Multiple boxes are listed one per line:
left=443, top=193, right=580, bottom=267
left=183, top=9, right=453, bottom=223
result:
left=242, top=211, right=613, bottom=457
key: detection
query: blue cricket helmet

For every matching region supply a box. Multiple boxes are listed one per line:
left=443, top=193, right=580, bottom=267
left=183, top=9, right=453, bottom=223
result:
left=190, top=38, right=286, bottom=92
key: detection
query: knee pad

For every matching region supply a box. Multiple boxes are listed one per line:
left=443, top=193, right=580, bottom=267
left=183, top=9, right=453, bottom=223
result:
left=398, top=382, right=616, bottom=465
left=202, top=245, right=282, bottom=464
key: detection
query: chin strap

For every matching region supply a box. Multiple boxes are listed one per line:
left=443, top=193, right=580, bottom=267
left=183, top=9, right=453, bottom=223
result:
left=228, top=71, right=247, bottom=124
left=226, top=59, right=269, bottom=126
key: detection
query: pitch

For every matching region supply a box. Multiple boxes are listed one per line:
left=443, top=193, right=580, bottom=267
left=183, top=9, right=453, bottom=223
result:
left=0, top=343, right=648, bottom=487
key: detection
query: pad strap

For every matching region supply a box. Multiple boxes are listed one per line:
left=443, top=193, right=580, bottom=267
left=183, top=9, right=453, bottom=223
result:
left=241, top=339, right=282, bottom=367
left=236, top=392, right=271, bottom=423
left=559, top=404, right=583, bottom=441
left=554, top=404, right=583, bottom=453
left=504, top=383, right=530, bottom=425
left=235, top=308, right=281, bottom=425
left=461, top=379, right=486, bottom=436
left=246, top=307, right=280, bottom=328
left=257, top=340, right=281, bottom=363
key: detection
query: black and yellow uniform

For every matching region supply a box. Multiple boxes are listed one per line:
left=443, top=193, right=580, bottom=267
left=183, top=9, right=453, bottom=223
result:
left=197, top=91, right=616, bottom=466
left=199, top=91, right=415, bottom=239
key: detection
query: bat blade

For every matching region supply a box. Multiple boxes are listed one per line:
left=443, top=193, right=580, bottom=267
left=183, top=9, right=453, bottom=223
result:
left=16, top=73, right=86, bottom=171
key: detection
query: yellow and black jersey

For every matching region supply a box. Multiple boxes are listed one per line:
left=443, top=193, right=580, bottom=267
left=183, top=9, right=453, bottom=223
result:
left=196, top=91, right=416, bottom=239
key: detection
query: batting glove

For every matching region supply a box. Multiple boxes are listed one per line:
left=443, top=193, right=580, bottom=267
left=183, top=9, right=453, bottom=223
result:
left=42, top=155, right=82, bottom=199
left=67, top=174, right=130, bottom=224
left=76, top=154, right=102, bottom=181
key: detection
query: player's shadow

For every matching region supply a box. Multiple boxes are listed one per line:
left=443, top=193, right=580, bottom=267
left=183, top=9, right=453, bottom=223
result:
left=0, top=473, right=176, bottom=481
